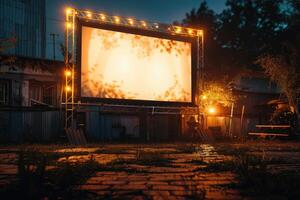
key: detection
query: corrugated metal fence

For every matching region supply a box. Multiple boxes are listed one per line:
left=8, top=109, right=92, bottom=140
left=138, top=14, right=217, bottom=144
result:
left=0, top=110, right=63, bottom=143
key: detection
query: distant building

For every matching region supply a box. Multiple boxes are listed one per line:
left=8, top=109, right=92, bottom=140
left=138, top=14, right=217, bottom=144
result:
left=0, top=0, right=46, bottom=58
left=0, top=55, right=63, bottom=142
left=0, top=55, right=63, bottom=107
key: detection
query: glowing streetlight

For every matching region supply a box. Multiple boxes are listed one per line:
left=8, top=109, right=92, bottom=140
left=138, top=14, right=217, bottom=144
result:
left=66, top=22, right=72, bottom=29
left=202, top=95, right=207, bottom=100
left=197, top=30, right=203, bottom=36
left=66, top=8, right=72, bottom=15
left=175, top=27, right=182, bottom=33
left=65, top=70, right=71, bottom=77
left=86, top=11, right=92, bottom=18
left=100, top=14, right=106, bottom=21
left=188, top=29, right=194, bottom=35
left=141, top=21, right=147, bottom=27
left=128, top=18, right=134, bottom=25
left=65, top=86, right=71, bottom=92
left=208, top=106, right=217, bottom=114
left=114, top=16, right=120, bottom=23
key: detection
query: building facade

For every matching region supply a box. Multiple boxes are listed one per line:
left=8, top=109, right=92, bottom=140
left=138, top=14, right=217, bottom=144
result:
left=0, top=0, right=46, bottom=58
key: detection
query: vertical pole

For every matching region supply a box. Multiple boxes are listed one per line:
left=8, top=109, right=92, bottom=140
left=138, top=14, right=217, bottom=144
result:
left=71, top=11, right=76, bottom=128
left=228, top=102, right=234, bottom=137
left=65, top=10, right=69, bottom=130
left=240, top=105, right=245, bottom=136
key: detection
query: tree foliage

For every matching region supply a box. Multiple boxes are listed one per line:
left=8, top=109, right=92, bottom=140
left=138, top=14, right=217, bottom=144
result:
left=200, top=81, right=235, bottom=108
left=181, top=0, right=291, bottom=82
left=257, top=35, right=300, bottom=117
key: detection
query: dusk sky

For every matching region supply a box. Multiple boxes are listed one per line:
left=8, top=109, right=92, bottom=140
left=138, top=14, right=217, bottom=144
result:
left=46, top=0, right=226, bottom=60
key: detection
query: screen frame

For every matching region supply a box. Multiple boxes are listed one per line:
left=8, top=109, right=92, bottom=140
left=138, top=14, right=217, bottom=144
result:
left=76, top=18, right=198, bottom=107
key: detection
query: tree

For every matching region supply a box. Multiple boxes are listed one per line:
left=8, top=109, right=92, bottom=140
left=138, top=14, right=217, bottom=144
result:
left=181, top=0, right=288, bottom=83
left=256, top=1, right=300, bottom=126
left=256, top=36, right=300, bottom=124
left=200, top=81, right=235, bottom=108
left=182, top=1, right=230, bottom=82
left=217, top=0, right=286, bottom=70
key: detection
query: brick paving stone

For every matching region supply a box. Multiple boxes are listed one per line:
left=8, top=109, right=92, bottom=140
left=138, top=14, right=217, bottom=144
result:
left=96, top=171, right=127, bottom=176
left=146, top=181, right=169, bottom=185
left=143, top=190, right=171, bottom=197
left=150, top=174, right=182, bottom=181
left=170, top=190, right=202, bottom=196
left=202, top=180, right=233, bottom=186
left=152, top=185, right=186, bottom=191
left=102, top=180, right=128, bottom=185
left=80, top=184, right=111, bottom=190
left=93, top=176, right=117, bottom=181
left=0, top=164, right=17, bottom=175
left=89, top=190, right=112, bottom=196
left=126, top=175, right=149, bottom=181
left=169, top=180, right=197, bottom=186
left=128, top=181, right=148, bottom=185
left=112, top=184, right=148, bottom=190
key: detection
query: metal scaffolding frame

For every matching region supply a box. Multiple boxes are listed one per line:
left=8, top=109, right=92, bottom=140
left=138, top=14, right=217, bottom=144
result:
left=64, top=8, right=76, bottom=129
left=63, top=7, right=204, bottom=129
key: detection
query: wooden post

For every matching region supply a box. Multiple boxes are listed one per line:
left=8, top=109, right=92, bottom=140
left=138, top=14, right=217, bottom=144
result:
left=240, top=105, right=245, bottom=137
left=228, top=102, right=234, bottom=137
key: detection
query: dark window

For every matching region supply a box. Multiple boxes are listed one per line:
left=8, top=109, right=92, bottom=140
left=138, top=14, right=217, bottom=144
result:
left=29, top=83, right=42, bottom=104
left=0, top=80, right=9, bottom=105
left=43, top=85, right=55, bottom=105
left=29, top=82, right=56, bottom=106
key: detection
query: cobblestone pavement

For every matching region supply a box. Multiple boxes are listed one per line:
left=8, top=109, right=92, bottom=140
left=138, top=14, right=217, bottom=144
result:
left=0, top=141, right=300, bottom=199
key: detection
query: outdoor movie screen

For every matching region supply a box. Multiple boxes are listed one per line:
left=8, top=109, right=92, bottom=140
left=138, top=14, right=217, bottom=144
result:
left=81, top=26, right=192, bottom=103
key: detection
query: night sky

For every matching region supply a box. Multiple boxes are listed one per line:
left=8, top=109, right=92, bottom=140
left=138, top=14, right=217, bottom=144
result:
left=46, top=0, right=226, bottom=60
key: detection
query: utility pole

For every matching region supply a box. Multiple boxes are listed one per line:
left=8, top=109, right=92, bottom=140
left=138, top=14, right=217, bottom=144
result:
left=50, top=33, right=59, bottom=60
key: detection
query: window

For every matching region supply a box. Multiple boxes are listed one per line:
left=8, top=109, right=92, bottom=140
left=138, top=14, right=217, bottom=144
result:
left=43, top=85, right=55, bottom=105
left=0, top=80, right=9, bottom=105
left=29, top=82, right=56, bottom=106
left=29, top=83, right=42, bottom=104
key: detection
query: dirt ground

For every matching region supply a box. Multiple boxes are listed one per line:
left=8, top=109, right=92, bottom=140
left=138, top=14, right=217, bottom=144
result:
left=0, top=141, right=300, bottom=199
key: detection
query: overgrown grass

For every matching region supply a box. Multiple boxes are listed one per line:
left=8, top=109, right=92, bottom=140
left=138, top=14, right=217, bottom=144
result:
left=0, top=149, right=100, bottom=199
left=176, top=144, right=197, bottom=153
left=135, top=149, right=171, bottom=166
left=200, top=146, right=300, bottom=199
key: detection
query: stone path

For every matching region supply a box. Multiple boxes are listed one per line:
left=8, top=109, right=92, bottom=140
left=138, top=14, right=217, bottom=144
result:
left=1, top=142, right=300, bottom=199
left=75, top=144, right=240, bottom=199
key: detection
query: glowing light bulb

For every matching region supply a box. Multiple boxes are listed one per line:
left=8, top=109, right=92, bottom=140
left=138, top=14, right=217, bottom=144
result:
left=66, top=22, right=72, bottom=29
left=65, top=86, right=71, bottom=92
left=198, top=30, right=203, bottom=36
left=86, top=11, right=92, bottom=18
left=66, top=8, right=72, bottom=15
left=128, top=18, right=134, bottom=25
left=114, top=16, right=120, bottom=23
left=65, top=70, right=71, bottom=77
left=175, top=27, right=182, bottom=33
left=100, top=14, right=106, bottom=21
left=141, top=21, right=147, bottom=27
left=208, top=106, right=216, bottom=114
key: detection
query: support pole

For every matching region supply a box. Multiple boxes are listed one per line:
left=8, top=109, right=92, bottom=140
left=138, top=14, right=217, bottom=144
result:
left=64, top=8, right=75, bottom=130
left=240, top=105, right=245, bottom=137
left=228, top=102, right=234, bottom=137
